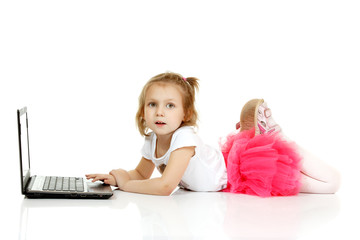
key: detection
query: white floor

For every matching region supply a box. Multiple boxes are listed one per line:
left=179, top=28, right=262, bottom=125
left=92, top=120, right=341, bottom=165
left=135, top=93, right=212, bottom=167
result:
left=2, top=184, right=357, bottom=240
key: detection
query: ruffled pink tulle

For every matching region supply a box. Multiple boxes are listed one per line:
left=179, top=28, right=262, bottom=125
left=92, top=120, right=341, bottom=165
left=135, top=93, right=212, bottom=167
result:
left=220, top=128, right=302, bottom=197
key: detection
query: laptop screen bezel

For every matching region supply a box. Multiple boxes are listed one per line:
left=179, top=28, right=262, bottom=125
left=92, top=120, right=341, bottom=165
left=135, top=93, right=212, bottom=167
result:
left=18, top=107, right=31, bottom=194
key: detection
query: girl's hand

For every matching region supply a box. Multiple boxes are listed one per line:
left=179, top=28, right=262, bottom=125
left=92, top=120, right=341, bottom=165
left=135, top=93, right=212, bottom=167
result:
left=109, top=169, right=131, bottom=190
left=85, top=173, right=117, bottom=186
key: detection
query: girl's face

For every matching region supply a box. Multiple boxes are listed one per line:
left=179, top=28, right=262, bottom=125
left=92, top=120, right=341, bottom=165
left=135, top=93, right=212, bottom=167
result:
left=144, top=83, right=185, bottom=138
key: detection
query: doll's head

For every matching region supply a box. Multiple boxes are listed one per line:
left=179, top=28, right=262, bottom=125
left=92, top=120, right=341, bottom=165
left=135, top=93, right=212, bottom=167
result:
left=136, top=72, right=199, bottom=137
left=239, top=99, right=264, bottom=131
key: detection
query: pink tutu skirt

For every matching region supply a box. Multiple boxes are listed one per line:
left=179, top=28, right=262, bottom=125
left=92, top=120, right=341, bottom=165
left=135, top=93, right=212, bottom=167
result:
left=220, top=128, right=302, bottom=197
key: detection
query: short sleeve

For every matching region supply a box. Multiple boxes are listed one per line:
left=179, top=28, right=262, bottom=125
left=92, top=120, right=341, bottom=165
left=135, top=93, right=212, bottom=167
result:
left=169, top=127, right=199, bottom=153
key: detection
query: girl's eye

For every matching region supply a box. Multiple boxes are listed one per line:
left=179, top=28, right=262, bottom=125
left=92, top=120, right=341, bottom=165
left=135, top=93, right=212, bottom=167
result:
left=148, top=102, right=156, bottom=107
left=166, top=103, right=175, bottom=109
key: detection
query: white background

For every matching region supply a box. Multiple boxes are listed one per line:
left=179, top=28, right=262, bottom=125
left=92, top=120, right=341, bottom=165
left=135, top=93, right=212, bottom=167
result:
left=1, top=1, right=359, bottom=239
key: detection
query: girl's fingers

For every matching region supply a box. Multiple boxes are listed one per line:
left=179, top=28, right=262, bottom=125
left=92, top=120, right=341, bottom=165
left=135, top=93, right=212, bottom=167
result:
left=94, top=176, right=106, bottom=182
left=85, top=174, right=116, bottom=185
left=85, top=174, right=99, bottom=179
left=86, top=174, right=106, bottom=182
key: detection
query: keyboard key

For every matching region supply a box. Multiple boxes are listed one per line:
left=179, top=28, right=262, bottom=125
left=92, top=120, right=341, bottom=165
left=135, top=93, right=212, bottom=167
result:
left=69, top=177, right=76, bottom=191
left=43, top=176, right=50, bottom=190
left=55, top=177, right=63, bottom=191
left=48, top=176, right=57, bottom=190
left=75, top=178, right=84, bottom=192
left=63, top=177, right=69, bottom=191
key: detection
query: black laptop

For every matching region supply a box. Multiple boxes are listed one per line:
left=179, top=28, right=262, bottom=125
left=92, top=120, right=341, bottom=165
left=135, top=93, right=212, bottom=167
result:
left=17, top=107, right=113, bottom=199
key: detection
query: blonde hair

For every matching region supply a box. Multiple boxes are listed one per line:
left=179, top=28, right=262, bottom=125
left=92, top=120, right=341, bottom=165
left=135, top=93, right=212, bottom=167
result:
left=240, top=98, right=264, bottom=131
left=136, top=72, right=199, bottom=137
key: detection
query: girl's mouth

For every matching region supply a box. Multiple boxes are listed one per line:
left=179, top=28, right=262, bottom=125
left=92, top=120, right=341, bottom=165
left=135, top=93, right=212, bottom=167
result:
left=155, top=121, right=166, bottom=126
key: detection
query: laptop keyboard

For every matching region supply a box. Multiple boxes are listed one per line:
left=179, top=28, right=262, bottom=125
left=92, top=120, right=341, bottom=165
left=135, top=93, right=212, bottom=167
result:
left=42, top=176, right=84, bottom=192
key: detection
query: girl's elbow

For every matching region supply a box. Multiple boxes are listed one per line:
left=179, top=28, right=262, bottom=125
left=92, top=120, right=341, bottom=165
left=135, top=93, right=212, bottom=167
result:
left=158, top=183, right=176, bottom=196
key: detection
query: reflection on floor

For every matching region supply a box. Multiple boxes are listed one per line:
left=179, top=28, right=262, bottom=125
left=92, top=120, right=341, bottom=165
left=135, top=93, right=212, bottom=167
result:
left=19, top=189, right=345, bottom=239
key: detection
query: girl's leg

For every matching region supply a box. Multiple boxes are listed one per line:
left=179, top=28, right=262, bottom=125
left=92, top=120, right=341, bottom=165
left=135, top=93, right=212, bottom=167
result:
left=298, top=146, right=341, bottom=194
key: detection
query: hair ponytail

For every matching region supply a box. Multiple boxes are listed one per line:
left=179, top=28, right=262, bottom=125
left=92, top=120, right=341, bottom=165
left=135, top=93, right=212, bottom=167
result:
left=183, top=77, right=199, bottom=95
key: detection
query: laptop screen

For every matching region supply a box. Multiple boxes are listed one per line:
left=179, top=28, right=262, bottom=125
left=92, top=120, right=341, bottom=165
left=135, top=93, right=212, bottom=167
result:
left=18, top=107, right=31, bottom=194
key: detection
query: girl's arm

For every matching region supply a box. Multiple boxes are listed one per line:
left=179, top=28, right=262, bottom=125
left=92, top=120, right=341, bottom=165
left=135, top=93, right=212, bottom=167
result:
left=128, top=157, right=155, bottom=180
left=86, top=157, right=155, bottom=185
left=110, top=146, right=195, bottom=196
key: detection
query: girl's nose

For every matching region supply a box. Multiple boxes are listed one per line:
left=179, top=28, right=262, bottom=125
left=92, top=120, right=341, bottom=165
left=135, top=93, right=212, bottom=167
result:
left=156, top=107, right=164, bottom=117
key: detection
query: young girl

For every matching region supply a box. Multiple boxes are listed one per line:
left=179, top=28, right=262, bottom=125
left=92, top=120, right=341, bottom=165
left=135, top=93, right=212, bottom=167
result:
left=86, top=73, right=340, bottom=197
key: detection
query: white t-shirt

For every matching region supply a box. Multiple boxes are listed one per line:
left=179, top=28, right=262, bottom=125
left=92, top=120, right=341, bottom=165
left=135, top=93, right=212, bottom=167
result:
left=141, top=126, right=227, bottom=192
